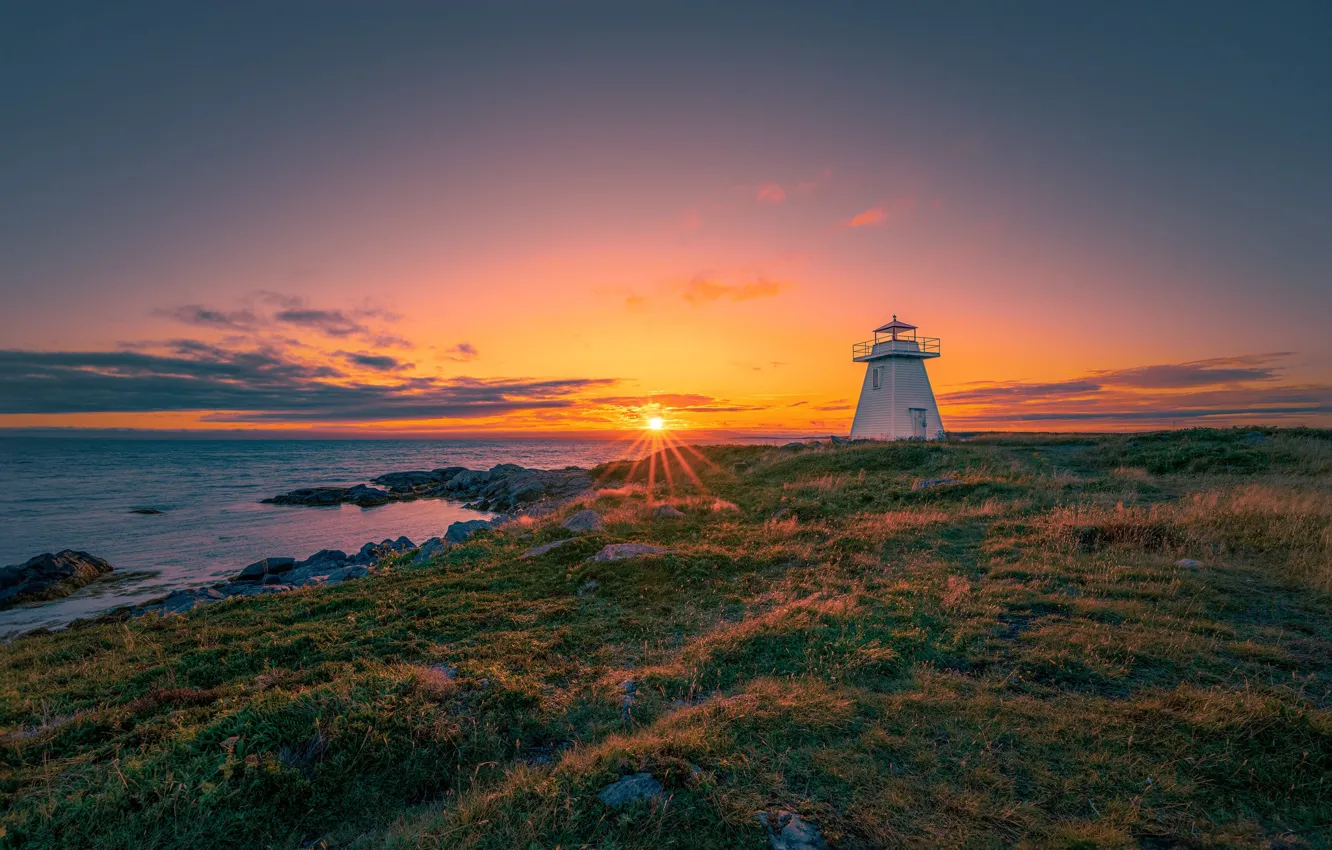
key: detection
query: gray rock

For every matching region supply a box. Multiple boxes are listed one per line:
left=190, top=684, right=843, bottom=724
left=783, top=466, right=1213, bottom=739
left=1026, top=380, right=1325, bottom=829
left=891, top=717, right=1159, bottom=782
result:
left=413, top=537, right=449, bottom=565
left=521, top=538, right=576, bottom=559
left=781, top=441, right=806, bottom=450
left=829, top=435, right=846, bottom=445
left=0, top=550, right=114, bottom=609
left=589, top=544, right=675, bottom=562
left=756, top=810, right=828, bottom=850
left=445, top=519, right=493, bottom=544
left=653, top=504, right=685, bottom=519
left=130, top=507, right=164, bottom=515
left=295, top=549, right=348, bottom=570
left=372, top=470, right=441, bottom=493
left=912, top=477, right=959, bottom=491
left=322, top=565, right=369, bottom=585
left=771, top=508, right=792, bottom=521
left=563, top=509, right=605, bottom=532
left=1176, top=558, right=1203, bottom=569
left=446, top=469, right=492, bottom=492
left=235, top=557, right=296, bottom=583
left=596, top=773, right=662, bottom=807
left=432, top=466, right=468, bottom=482
left=264, top=486, right=348, bottom=506
left=347, top=485, right=392, bottom=507
left=576, top=578, right=600, bottom=596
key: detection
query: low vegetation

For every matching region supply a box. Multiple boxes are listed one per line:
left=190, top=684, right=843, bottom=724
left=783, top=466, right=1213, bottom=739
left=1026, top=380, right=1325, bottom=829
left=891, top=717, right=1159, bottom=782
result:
left=1, top=427, right=1330, bottom=849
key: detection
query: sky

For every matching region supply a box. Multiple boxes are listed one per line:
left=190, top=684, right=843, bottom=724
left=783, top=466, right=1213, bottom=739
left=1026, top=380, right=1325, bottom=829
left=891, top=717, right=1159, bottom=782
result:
left=1, top=1, right=1329, bottom=437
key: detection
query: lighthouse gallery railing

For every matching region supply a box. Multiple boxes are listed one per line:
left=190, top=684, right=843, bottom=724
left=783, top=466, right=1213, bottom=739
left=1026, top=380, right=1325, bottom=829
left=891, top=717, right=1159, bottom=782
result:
left=852, top=337, right=940, bottom=359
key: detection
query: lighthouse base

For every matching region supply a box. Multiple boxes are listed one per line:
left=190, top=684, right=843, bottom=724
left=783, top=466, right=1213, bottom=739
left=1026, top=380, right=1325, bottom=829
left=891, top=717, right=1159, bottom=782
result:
left=849, top=357, right=945, bottom=440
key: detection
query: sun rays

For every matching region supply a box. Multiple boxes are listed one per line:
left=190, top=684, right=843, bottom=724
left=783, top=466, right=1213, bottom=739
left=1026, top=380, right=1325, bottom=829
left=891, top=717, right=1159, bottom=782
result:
left=591, top=417, right=722, bottom=504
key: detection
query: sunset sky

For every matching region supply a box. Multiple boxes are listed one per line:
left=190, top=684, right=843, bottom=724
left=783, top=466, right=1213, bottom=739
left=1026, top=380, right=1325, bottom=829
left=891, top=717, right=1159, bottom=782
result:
left=1, top=3, right=1329, bottom=436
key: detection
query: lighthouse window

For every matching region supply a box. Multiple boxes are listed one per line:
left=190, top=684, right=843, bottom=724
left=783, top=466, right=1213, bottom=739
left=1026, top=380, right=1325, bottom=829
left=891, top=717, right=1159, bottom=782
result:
left=872, top=367, right=881, bottom=390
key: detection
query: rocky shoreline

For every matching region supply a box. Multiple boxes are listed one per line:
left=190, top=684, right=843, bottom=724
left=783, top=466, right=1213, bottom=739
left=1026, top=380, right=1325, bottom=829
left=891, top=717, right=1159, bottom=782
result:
left=4, top=463, right=598, bottom=633
left=264, top=463, right=593, bottom=513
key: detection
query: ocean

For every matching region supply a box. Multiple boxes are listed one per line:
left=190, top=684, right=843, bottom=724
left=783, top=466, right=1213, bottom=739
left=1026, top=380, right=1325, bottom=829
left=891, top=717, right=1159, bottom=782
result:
left=0, top=437, right=639, bottom=636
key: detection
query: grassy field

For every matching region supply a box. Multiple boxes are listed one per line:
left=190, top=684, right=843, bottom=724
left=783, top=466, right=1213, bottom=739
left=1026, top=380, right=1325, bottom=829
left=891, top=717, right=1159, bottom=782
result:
left=2, top=428, right=1330, bottom=849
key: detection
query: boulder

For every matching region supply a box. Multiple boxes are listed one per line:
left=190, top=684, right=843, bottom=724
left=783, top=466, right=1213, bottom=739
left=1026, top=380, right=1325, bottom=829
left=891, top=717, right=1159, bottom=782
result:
left=294, top=549, right=347, bottom=571
left=321, top=565, right=369, bottom=585
left=781, top=441, right=806, bottom=450
left=756, top=811, right=828, bottom=850
left=597, top=773, right=662, bottom=807
left=446, top=469, right=492, bottom=492
left=563, top=510, right=605, bottom=532
left=130, top=507, right=164, bottom=515
left=264, top=487, right=346, bottom=506
left=0, top=550, right=115, bottom=609
left=1176, top=558, right=1203, bottom=569
left=653, top=504, right=685, bottom=519
left=589, top=544, right=675, bottom=562
left=432, top=466, right=468, bottom=482
left=445, top=519, right=493, bottom=544
left=521, top=538, right=576, bottom=559
left=413, top=537, right=449, bottom=565
left=235, top=557, right=296, bottom=583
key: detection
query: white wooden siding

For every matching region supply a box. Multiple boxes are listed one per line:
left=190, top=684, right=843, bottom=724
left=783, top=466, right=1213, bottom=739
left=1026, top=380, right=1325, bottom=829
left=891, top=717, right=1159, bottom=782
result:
left=849, top=357, right=945, bottom=440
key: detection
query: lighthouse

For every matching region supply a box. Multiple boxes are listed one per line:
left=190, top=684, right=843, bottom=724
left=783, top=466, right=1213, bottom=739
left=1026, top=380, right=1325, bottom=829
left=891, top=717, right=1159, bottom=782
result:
left=849, top=317, right=944, bottom=440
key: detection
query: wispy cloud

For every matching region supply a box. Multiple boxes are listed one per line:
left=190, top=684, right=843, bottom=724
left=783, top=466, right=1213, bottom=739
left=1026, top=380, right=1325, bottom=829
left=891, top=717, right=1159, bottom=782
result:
left=679, top=275, right=788, bottom=305
left=845, top=195, right=917, bottom=228
left=155, top=305, right=260, bottom=330
left=340, top=352, right=410, bottom=372
left=443, top=342, right=479, bottom=362
left=941, top=354, right=1330, bottom=428
left=755, top=182, right=786, bottom=204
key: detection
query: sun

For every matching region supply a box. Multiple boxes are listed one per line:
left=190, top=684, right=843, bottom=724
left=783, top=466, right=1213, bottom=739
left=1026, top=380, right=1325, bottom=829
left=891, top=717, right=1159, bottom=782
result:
left=647, top=416, right=665, bottom=431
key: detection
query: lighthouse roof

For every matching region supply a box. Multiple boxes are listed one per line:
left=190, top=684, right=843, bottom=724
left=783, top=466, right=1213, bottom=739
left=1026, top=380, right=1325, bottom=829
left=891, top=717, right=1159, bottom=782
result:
left=873, top=316, right=916, bottom=333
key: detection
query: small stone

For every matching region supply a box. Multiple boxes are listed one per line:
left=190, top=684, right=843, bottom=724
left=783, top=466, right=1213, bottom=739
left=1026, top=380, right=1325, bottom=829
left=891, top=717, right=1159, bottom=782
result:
left=589, top=544, right=675, bottom=562
left=521, top=538, right=575, bottom=558
left=653, top=504, right=685, bottom=519
left=596, top=772, right=662, bottom=807
left=771, top=508, right=792, bottom=521
left=756, top=810, right=828, bottom=850
left=1176, top=558, right=1203, bottom=569
left=576, top=578, right=600, bottom=596
left=912, top=477, right=958, bottom=491
left=562, top=509, right=605, bottom=532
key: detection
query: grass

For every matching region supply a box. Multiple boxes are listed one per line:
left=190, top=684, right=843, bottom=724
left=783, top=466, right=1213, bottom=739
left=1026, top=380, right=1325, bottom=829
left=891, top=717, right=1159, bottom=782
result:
left=1, top=428, right=1330, bottom=849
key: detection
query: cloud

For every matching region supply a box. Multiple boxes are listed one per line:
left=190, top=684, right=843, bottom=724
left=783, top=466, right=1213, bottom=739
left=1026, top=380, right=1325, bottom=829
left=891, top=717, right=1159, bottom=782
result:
left=755, top=182, right=786, bottom=204
left=272, top=308, right=367, bottom=338
left=155, top=305, right=259, bottom=330
left=939, top=353, right=1330, bottom=429
left=0, top=347, right=615, bottom=423
left=340, top=352, right=409, bottom=372
left=679, top=275, right=788, bottom=305
left=845, top=196, right=917, bottom=228
left=443, top=342, right=479, bottom=362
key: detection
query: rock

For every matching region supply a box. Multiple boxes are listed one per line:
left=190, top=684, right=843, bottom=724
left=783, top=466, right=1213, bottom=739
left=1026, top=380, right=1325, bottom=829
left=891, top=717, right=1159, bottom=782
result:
left=130, top=507, right=163, bottom=515
left=235, top=557, right=296, bottom=583
left=1176, top=558, right=1203, bottom=569
left=413, top=537, right=449, bottom=565
left=653, top=504, right=685, bottom=519
left=912, top=477, right=958, bottom=491
left=446, top=469, right=492, bottom=492
left=445, top=519, right=493, bottom=544
left=294, top=549, right=348, bottom=571
left=432, top=466, right=468, bottom=482
left=264, top=486, right=348, bottom=506
left=521, top=538, right=576, bottom=558
left=347, top=485, right=392, bottom=507
left=589, top=544, right=675, bottom=562
left=829, top=435, right=846, bottom=445
left=321, top=565, right=369, bottom=585
left=596, top=773, right=662, bottom=807
left=563, top=509, right=605, bottom=532
left=371, top=470, right=442, bottom=493
left=576, top=578, right=600, bottom=596
left=621, top=679, right=637, bottom=719
left=0, top=551, right=115, bottom=609
left=781, top=441, right=806, bottom=450
left=756, top=810, right=828, bottom=850
left=771, top=508, right=792, bottom=521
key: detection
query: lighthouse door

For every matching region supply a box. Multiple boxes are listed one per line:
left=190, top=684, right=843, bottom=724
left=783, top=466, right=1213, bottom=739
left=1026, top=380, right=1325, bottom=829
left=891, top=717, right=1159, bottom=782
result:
left=909, top=408, right=927, bottom=439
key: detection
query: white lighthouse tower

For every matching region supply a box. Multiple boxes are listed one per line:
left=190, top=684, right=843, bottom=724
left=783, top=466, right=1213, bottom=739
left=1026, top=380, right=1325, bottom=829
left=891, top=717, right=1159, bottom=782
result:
left=849, top=317, right=945, bottom=440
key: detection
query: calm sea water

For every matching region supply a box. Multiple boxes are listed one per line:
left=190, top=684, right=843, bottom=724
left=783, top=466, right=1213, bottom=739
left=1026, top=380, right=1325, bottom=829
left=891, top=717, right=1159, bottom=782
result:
left=0, top=438, right=638, bottom=636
